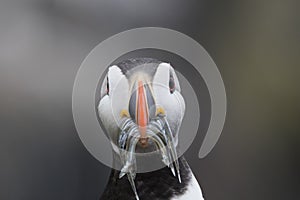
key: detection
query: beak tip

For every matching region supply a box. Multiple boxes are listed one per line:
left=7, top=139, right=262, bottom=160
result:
left=138, top=137, right=149, bottom=147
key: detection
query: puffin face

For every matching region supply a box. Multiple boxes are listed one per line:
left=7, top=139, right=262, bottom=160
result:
left=98, top=60, right=185, bottom=154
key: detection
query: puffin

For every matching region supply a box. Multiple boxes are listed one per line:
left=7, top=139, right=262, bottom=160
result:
left=98, top=58, right=204, bottom=200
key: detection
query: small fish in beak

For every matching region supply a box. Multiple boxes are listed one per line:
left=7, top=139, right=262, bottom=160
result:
left=118, top=106, right=181, bottom=200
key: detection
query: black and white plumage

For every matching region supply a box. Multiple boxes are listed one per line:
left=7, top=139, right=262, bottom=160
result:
left=98, top=58, right=204, bottom=200
left=100, top=157, right=203, bottom=200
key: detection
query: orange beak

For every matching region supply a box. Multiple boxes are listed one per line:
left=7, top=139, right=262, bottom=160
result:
left=136, top=80, right=149, bottom=146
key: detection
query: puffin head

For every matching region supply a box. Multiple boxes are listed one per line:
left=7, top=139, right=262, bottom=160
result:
left=98, top=58, right=185, bottom=154
left=98, top=58, right=186, bottom=199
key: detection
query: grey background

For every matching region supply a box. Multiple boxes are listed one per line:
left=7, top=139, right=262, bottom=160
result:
left=0, top=0, right=299, bottom=200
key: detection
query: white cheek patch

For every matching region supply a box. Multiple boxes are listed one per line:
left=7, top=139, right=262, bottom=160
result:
left=153, top=63, right=171, bottom=86
left=153, top=63, right=171, bottom=112
left=152, top=62, right=171, bottom=107
left=152, top=63, right=186, bottom=147
left=97, top=65, right=131, bottom=146
left=108, top=65, right=130, bottom=125
left=153, top=62, right=185, bottom=117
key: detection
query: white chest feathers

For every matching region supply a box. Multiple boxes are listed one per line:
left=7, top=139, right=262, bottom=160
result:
left=173, top=174, right=204, bottom=200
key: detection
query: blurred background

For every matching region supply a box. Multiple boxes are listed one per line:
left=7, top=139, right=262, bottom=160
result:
left=0, top=0, right=299, bottom=199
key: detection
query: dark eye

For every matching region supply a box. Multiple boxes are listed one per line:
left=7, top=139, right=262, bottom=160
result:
left=106, top=76, right=109, bottom=95
left=169, top=73, right=175, bottom=94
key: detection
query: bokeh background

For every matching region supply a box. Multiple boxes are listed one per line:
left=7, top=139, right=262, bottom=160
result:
left=0, top=0, right=299, bottom=199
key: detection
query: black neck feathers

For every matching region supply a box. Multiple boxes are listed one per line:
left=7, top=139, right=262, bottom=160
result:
left=100, top=157, right=191, bottom=200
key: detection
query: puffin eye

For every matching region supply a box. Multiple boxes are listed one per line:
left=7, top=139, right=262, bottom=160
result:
left=169, top=73, right=175, bottom=94
left=106, top=76, right=109, bottom=95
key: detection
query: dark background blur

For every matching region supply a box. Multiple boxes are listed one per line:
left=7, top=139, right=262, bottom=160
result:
left=1, top=0, right=299, bottom=199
